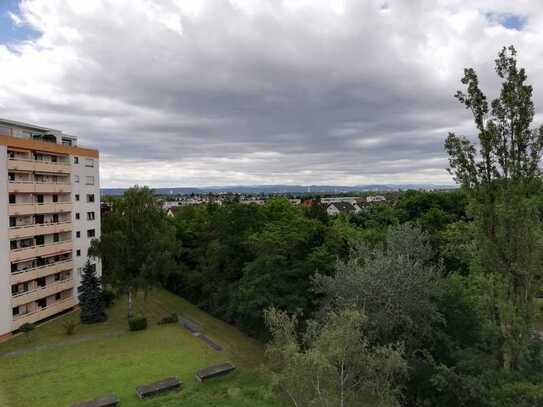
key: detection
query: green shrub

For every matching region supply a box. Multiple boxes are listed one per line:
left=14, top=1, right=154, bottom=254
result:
left=158, top=313, right=178, bottom=325
left=62, top=319, right=78, bottom=336
left=102, top=289, right=116, bottom=308
left=128, top=316, right=147, bottom=331
left=19, top=323, right=35, bottom=342
left=494, top=381, right=543, bottom=407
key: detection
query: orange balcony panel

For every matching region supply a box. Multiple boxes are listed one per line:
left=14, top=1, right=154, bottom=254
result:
left=8, top=204, right=35, bottom=216
left=8, top=222, right=72, bottom=240
left=8, top=182, right=34, bottom=193
left=34, top=161, right=71, bottom=174
left=11, top=279, right=75, bottom=308
left=11, top=297, right=77, bottom=331
left=10, top=260, right=73, bottom=285
left=36, top=241, right=73, bottom=257
left=9, top=203, right=72, bottom=216
left=7, top=159, right=34, bottom=172
left=10, top=241, right=72, bottom=263
left=34, top=183, right=71, bottom=194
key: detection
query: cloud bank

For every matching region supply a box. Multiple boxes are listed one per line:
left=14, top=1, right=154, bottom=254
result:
left=1, top=0, right=543, bottom=187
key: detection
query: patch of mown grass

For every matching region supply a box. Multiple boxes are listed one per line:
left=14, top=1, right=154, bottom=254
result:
left=0, top=289, right=277, bottom=407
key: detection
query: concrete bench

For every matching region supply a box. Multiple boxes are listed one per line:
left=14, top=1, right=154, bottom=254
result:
left=196, top=362, right=236, bottom=382
left=180, top=319, right=201, bottom=334
left=136, top=376, right=182, bottom=399
left=198, top=334, right=223, bottom=351
left=70, top=394, right=119, bottom=407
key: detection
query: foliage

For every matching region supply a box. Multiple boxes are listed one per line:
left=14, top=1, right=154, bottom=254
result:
left=445, top=46, right=543, bottom=370
left=265, top=307, right=406, bottom=407
left=62, top=319, right=78, bottom=336
left=158, top=313, right=179, bottom=325
left=90, top=186, right=177, bottom=317
left=128, top=315, right=148, bottom=331
left=102, top=289, right=116, bottom=308
left=314, top=223, right=442, bottom=352
left=18, top=322, right=34, bottom=342
left=78, top=260, right=107, bottom=324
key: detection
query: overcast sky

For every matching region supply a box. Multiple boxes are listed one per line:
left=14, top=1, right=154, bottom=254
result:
left=1, top=0, right=543, bottom=187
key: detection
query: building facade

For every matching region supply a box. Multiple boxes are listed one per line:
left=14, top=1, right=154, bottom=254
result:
left=0, top=119, right=100, bottom=338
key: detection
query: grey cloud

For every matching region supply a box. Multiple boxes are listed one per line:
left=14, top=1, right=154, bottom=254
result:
left=1, top=0, right=543, bottom=187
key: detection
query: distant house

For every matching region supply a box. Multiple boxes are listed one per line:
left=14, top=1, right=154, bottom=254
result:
left=166, top=206, right=181, bottom=217
left=325, top=202, right=361, bottom=216
left=366, top=195, right=387, bottom=203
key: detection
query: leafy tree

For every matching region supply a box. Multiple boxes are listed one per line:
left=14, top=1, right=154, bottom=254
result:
left=78, top=260, right=107, bottom=324
left=314, top=223, right=442, bottom=352
left=265, top=307, right=406, bottom=407
left=445, top=46, right=543, bottom=369
left=90, top=186, right=176, bottom=317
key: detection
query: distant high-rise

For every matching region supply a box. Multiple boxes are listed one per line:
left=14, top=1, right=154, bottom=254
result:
left=0, top=119, right=101, bottom=339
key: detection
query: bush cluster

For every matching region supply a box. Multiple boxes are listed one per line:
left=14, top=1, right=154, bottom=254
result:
left=128, top=316, right=148, bottom=331
left=158, top=313, right=178, bottom=325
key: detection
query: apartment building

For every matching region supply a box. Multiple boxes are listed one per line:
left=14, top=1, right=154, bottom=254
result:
left=0, top=119, right=101, bottom=338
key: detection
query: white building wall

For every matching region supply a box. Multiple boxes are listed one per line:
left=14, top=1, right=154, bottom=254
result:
left=0, top=145, right=10, bottom=336
left=70, top=154, right=101, bottom=297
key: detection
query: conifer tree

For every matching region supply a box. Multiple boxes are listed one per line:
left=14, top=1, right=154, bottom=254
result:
left=78, top=260, right=107, bottom=324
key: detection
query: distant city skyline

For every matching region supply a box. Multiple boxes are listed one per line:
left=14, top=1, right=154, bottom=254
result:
left=1, top=1, right=543, bottom=188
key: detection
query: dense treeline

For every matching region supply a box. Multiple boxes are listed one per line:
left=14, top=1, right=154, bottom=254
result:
left=162, top=190, right=467, bottom=337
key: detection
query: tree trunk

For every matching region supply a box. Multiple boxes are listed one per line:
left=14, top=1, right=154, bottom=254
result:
left=128, top=288, right=133, bottom=319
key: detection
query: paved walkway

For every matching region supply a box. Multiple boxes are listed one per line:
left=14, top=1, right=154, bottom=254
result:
left=0, top=331, right=124, bottom=358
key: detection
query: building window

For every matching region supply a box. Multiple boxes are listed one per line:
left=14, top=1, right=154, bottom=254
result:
left=74, top=157, right=79, bottom=164
left=9, top=194, right=16, bottom=204
left=62, top=138, right=73, bottom=146
left=75, top=213, right=80, bottom=220
left=12, top=306, right=19, bottom=317
left=76, top=249, right=81, bottom=257
left=87, top=229, right=95, bottom=238
left=85, top=176, right=95, bottom=185
left=73, top=175, right=80, bottom=183
left=87, top=194, right=95, bottom=203
left=55, top=293, right=61, bottom=301
left=75, top=194, right=80, bottom=201
left=87, top=212, right=95, bottom=221
left=76, top=231, right=81, bottom=238
left=85, top=158, right=94, bottom=167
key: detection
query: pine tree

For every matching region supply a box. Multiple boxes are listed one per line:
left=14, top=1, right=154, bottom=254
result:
left=78, top=260, right=107, bottom=324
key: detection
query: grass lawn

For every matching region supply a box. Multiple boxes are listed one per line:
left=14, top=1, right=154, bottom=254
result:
left=0, top=289, right=278, bottom=407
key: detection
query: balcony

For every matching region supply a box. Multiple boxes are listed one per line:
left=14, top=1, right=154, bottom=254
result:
left=8, top=221, right=72, bottom=240
left=8, top=157, right=71, bottom=174
left=10, top=260, right=73, bottom=285
left=8, top=181, right=71, bottom=194
left=10, top=240, right=73, bottom=263
left=8, top=181, right=34, bottom=193
left=11, top=278, right=75, bottom=308
left=11, top=296, right=77, bottom=331
left=35, top=182, right=71, bottom=194
left=8, top=202, right=72, bottom=216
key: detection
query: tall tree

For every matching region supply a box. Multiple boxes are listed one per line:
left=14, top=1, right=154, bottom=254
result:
left=265, top=307, right=406, bottom=407
left=90, top=186, right=176, bottom=317
left=78, top=260, right=107, bottom=324
left=445, top=46, right=543, bottom=369
left=314, top=223, right=441, bottom=352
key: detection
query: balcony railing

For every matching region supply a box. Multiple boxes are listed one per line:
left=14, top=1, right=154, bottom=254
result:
left=10, top=259, right=73, bottom=285
left=8, top=202, right=72, bottom=216
left=8, top=221, right=72, bottom=240
left=11, top=278, right=74, bottom=307
left=12, top=296, right=77, bottom=330
left=9, top=240, right=73, bottom=262
left=8, top=180, right=71, bottom=194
